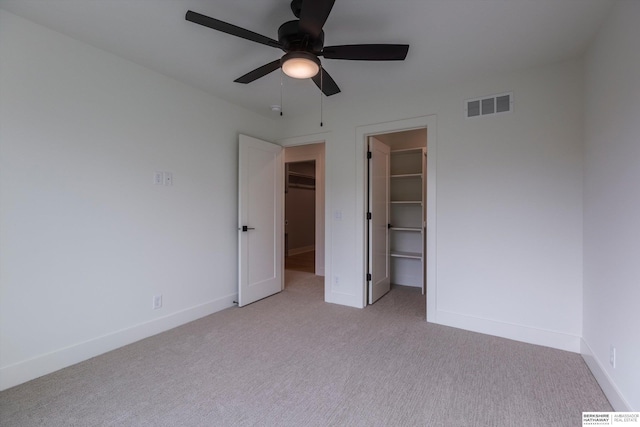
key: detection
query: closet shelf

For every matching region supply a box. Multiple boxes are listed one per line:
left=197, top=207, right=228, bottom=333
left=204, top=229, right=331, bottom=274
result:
left=286, top=170, right=315, bottom=190
left=390, top=227, right=422, bottom=232
left=390, top=251, right=422, bottom=260
left=390, top=173, right=422, bottom=179
left=388, top=145, right=425, bottom=291
left=391, top=148, right=423, bottom=154
left=391, top=200, right=422, bottom=205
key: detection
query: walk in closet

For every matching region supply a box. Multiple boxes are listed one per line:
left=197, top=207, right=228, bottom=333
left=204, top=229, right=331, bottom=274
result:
left=367, top=128, right=426, bottom=304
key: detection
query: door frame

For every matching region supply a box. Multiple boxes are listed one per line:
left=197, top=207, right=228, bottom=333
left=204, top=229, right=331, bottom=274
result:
left=279, top=133, right=330, bottom=301
left=355, top=116, right=437, bottom=322
left=283, top=143, right=326, bottom=277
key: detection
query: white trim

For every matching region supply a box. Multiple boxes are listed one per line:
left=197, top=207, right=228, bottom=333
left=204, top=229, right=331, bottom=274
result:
left=355, top=115, right=437, bottom=318
left=581, top=338, right=633, bottom=411
left=0, top=294, right=237, bottom=391
left=436, top=309, right=581, bottom=352
left=326, top=290, right=362, bottom=308
left=279, top=132, right=330, bottom=147
left=282, top=142, right=325, bottom=277
left=278, top=133, right=331, bottom=294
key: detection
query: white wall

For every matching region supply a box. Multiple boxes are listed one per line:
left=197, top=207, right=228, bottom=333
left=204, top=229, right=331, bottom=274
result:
left=281, top=58, right=585, bottom=352
left=0, top=10, right=279, bottom=390
left=582, top=0, right=640, bottom=411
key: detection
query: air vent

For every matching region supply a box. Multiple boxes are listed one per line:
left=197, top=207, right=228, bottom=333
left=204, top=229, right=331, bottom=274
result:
left=465, top=92, right=513, bottom=118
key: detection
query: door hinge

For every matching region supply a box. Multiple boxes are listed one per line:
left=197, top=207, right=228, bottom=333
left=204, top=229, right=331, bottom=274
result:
left=367, top=212, right=372, bottom=220
left=367, top=273, right=372, bottom=281
left=367, top=151, right=372, bottom=159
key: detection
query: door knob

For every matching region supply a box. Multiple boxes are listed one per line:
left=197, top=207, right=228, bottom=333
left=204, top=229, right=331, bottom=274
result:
left=239, top=225, right=256, bottom=232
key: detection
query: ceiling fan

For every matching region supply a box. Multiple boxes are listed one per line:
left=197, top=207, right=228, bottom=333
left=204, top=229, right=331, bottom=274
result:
left=185, top=0, right=409, bottom=96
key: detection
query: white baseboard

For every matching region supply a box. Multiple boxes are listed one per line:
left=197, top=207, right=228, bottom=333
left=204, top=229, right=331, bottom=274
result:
left=391, top=275, right=422, bottom=287
left=581, top=338, right=632, bottom=411
left=327, top=289, right=364, bottom=309
left=0, top=293, right=237, bottom=391
left=434, top=309, right=581, bottom=353
left=288, top=245, right=315, bottom=256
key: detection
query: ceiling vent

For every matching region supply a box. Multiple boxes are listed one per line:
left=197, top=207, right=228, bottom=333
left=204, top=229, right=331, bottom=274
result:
left=465, top=92, right=513, bottom=118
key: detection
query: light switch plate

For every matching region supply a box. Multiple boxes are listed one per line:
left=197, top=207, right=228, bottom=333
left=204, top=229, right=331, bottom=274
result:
left=154, top=172, right=163, bottom=185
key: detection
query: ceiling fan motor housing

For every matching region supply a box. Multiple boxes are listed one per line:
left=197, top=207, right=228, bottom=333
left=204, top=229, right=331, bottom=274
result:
left=278, top=20, right=324, bottom=52
left=290, top=0, right=303, bottom=18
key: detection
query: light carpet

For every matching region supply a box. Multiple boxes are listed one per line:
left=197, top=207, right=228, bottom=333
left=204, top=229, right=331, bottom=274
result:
left=0, top=270, right=612, bottom=426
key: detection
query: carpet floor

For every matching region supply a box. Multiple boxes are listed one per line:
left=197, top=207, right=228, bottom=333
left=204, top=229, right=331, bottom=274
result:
left=285, top=251, right=315, bottom=274
left=0, top=270, right=612, bottom=426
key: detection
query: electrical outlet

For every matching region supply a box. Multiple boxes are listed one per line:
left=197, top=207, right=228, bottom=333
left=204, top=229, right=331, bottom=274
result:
left=153, top=295, right=162, bottom=310
left=610, top=345, right=616, bottom=368
left=334, top=276, right=339, bottom=287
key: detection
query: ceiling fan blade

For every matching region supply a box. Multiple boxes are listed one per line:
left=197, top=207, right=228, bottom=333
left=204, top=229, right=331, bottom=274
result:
left=234, top=60, right=282, bottom=84
left=311, top=67, right=340, bottom=96
left=322, top=44, right=409, bottom=61
left=186, top=10, right=282, bottom=50
left=299, top=0, right=335, bottom=40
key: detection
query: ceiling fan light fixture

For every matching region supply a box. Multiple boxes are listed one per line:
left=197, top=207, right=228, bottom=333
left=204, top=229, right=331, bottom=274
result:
left=281, top=51, right=320, bottom=79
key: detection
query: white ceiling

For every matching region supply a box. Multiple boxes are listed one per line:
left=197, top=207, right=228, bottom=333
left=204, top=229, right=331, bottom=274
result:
left=0, top=0, right=614, bottom=118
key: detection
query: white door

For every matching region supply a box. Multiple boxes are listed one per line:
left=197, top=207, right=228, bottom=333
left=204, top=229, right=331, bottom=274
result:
left=238, top=134, right=283, bottom=307
left=368, top=137, right=391, bottom=304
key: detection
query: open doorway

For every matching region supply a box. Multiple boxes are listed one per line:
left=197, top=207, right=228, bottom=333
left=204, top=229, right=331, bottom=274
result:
left=365, top=128, right=427, bottom=312
left=356, top=115, right=436, bottom=315
left=285, top=160, right=316, bottom=274
left=283, top=143, right=325, bottom=293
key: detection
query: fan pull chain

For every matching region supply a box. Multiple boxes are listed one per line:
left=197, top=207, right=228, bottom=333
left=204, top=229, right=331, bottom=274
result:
left=280, top=70, right=284, bottom=116
left=320, top=66, right=323, bottom=127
